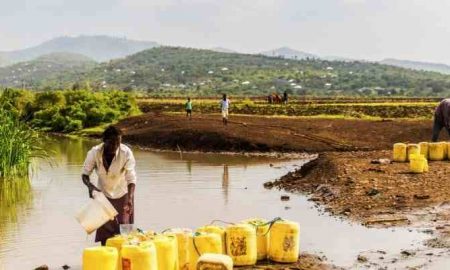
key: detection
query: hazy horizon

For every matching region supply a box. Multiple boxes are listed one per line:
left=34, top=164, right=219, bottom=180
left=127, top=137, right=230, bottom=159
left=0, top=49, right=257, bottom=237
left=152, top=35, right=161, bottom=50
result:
left=2, top=0, right=450, bottom=64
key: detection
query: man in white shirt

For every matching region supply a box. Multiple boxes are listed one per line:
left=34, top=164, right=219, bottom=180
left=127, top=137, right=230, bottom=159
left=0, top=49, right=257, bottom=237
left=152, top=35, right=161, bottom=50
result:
left=81, top=126, right=137, bottom=245
left=220, top=94, right=230, bottom=126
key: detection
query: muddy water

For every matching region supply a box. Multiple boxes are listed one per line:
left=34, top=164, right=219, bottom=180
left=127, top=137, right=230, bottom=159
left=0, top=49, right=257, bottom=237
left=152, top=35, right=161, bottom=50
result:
left=0, top=136, right=437, bottom=270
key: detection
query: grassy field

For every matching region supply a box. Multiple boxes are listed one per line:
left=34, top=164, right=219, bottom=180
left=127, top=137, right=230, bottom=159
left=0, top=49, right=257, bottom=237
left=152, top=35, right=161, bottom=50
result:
left=138, top=98, right=437, bottom=119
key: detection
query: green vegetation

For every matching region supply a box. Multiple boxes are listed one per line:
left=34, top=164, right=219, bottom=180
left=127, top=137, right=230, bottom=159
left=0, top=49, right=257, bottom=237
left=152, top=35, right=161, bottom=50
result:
left=0, top=52, right=97, bottom=89
left=139, top=98, right=436, bottom=119
left=1, top=89, right=140, bottom=132
left=3, top=47, right=450, bottom=96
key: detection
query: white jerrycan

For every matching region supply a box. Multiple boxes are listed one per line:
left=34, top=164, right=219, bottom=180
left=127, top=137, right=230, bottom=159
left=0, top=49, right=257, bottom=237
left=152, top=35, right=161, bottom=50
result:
left=75, top=191, right=118, bottom=234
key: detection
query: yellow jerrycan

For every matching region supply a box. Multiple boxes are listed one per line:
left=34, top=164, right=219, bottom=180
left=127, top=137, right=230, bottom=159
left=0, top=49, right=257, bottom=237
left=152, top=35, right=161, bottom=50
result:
left=153, top=235, right=179, bottom=270
left=196, top=225, right=226, bottom=254
left=429, top=142, right=445, bottom=161
left=442, top=142, right=449, bottom=159
left=409, top=154, right=427, bottom=173
left=188, top=232, right=222, bottom=270
left=197, top=253, right=233, bottom=270
left=225, top=224, right=257, bottom=266
left=242, top=218, right=270, bottom=261
left=419, top=142, right=429, bottom=159
left=164, top=228, right=192, bottom=270
left=106, top=235, right=129, bottom=270
left=83, top=246, right=118, bottom=270
left=121, top=241, right=157, bottom=270
left=406, top=144, right=420, bottom=161
left=268, top=219, right=300, bottom=263
left=393, top=143, right=407, bottom=162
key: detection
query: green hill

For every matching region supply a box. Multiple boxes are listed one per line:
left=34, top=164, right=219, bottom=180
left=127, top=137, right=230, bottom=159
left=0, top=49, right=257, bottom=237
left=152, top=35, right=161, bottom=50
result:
left=0, top=52, right=97, bottom=89
left=4, top=46, right=450, bottom=97
left=74, top=47, right=450, bottom=96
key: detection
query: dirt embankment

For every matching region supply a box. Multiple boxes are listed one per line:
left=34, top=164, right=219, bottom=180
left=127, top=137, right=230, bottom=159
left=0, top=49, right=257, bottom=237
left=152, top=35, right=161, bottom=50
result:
left=116, top=113, right=439, bottom=153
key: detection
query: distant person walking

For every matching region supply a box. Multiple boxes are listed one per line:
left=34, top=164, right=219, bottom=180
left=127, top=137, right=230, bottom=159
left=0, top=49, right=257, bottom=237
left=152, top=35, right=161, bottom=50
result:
left=432, top=98, right=450, bottom=141
left=283, top=91, right=288, bottom=104
left=185, top=97, right=192, bottom=120
left=220, top=94, right=230, bottom=126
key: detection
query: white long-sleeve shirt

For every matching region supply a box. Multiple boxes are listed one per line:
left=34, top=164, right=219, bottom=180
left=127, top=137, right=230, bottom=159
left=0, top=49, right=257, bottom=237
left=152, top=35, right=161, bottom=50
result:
left=82, top=143, right=137, bottom=199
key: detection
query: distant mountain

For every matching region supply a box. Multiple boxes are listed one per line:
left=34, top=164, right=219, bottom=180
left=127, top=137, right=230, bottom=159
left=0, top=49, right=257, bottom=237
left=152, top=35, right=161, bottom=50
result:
left=0, top=52, right=97, bottom=88
left=380, top=58, right=450, bottom=74
left=260, top=47, right=318, bottom=60
left=0, top=35, right=159, bottom=66
left=210, top=47, right=237, bottom=53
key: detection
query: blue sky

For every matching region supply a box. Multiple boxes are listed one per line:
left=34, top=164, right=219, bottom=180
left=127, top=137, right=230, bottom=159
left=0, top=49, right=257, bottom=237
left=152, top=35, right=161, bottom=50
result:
left=2, top=0, right=450, bottom=63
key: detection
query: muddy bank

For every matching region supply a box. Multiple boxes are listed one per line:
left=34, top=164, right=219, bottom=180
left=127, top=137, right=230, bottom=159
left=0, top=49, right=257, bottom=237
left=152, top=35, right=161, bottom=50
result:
left=116, top=113, right=444, bottom=153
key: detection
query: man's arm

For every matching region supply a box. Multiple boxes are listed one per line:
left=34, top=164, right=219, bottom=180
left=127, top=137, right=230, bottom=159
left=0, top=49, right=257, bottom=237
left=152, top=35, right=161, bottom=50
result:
left=81, top=149, right=100, bottom=198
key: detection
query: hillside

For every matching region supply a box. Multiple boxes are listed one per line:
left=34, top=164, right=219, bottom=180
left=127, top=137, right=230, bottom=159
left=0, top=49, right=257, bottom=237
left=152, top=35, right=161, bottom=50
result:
left=260, top=47, right=318, bottom=60
left=380, top=58, right=450, bottom=74
left=0, top=52, right=97, bottom=89
left=61, top=46, right=450, bottom=96
left=0, top=35, right=159, bottom=65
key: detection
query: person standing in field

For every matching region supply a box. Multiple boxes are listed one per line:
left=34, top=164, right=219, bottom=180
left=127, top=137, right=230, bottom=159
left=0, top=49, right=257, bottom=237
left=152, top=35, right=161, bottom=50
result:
left=220, top=94, right=230, bottom=126
left=432, top=99, right=450, bottom=141
left=81, top=126, right=137, bottom=245
left=283, top=91, right=288, bottom=104
left=185, top=97, right=192, bottom=120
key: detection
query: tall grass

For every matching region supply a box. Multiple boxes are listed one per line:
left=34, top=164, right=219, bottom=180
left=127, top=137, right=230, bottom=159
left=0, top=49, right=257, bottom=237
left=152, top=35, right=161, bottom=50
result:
left=0, top=108, right=45, bottom=179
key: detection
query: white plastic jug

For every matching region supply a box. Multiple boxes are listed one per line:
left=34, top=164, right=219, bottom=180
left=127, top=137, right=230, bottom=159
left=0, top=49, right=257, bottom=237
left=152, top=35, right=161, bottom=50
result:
left=75, top=191, right=118, bottom=234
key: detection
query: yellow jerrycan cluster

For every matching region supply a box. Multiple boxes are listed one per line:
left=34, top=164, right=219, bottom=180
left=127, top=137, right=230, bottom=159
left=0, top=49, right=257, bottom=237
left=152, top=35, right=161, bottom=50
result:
left=153, top=235, right=179, bottom=270
left=83, top=246, right=118, bottom=270
left=242, top=218, right=270, bottom=261
left=121, top=241, right=158, bottom=270
left=406, top=144, right=420, bottom=161
left=188, top=232, right=222, bottom=270
left=225, top=224, right=257, bottom=266
left=106, top=235, right=129, bottom=270
left=419, top=142, right=429, bottom=159
left=164, top=228, right=192, bottom=270
left=196, top=225, right=226, bottom=254
left=409, top=154, right=428, bottom=173
left=393, top=143, right=407, bottom=162
left=197, top=253, right=233, bottom=270
left=268, top=219, right=300, bottom=263
left=429, top=142, right=445, bottom=161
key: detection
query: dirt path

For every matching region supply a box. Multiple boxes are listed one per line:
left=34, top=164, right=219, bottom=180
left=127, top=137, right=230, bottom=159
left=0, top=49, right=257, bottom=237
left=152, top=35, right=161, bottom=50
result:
left=117, top=113, right=442, bottom=153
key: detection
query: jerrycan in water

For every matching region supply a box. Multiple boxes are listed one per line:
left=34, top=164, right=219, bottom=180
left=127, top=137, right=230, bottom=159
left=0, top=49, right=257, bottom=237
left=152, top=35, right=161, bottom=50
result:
left=242, top=218, right=270, bottom=261
left=188, top=232, right=222, bottom=270
left=83, top=246, right=118, bottom=270
left=164, top=228, right=192, bottom=270
left=153, top=235, right=179, bottom=270
left=393, top=143, right=407, bottom=162
left=75, top=191, right=118, bottom=234
left=196, top=253, right=233, bottom=270
left=196, top=225, right=226, bottom=254
left=121, top=241, right=158, bottom=270
left=106, top=235, right=129, bottom=270
left=429, top=142, right=445, bottom=161
left=225, top=224, right=257, bottom=266
left=268, top=219, right=300, bottom=263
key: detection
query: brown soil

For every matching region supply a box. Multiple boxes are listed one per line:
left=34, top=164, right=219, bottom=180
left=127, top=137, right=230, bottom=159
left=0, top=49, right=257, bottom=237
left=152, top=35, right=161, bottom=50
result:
left=242, top=253, right=342, bottom=270
left=116, top=113, right=442, bottom=153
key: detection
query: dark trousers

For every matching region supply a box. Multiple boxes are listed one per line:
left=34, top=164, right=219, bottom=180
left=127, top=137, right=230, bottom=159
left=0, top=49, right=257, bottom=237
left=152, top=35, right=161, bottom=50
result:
left=95, top=194, right=134, bottom=245
left=432, top=117, right=450, bottom=142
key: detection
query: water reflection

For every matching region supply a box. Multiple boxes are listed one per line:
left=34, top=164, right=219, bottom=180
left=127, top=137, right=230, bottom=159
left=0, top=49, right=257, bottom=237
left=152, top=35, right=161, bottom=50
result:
left=222, top=165, right=229, bottom=204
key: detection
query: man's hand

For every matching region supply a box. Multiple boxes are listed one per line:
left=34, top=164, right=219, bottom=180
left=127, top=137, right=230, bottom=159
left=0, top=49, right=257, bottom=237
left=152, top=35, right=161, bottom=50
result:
left=82, top=174, right=100, bottom=198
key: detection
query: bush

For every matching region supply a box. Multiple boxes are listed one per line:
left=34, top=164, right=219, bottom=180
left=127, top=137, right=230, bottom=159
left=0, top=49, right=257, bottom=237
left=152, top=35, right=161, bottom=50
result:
left=2, top=89, right=140, bottom=132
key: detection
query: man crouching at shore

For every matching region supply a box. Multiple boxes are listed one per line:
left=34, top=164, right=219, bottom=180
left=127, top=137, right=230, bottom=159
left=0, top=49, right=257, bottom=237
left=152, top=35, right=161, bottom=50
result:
left=81, top=126, right=137, bottom=245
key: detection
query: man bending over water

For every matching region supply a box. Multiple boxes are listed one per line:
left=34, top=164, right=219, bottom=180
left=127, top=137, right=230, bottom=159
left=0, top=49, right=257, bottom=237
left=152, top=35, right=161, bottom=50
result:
left=432, top=98, right=450, bottom=142
left=81, top=126, right=137, bottom=245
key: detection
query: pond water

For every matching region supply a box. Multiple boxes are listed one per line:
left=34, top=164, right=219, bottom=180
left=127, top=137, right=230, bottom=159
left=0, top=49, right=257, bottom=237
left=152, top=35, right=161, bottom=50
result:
left=0, top=136, right=434, bottom=269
